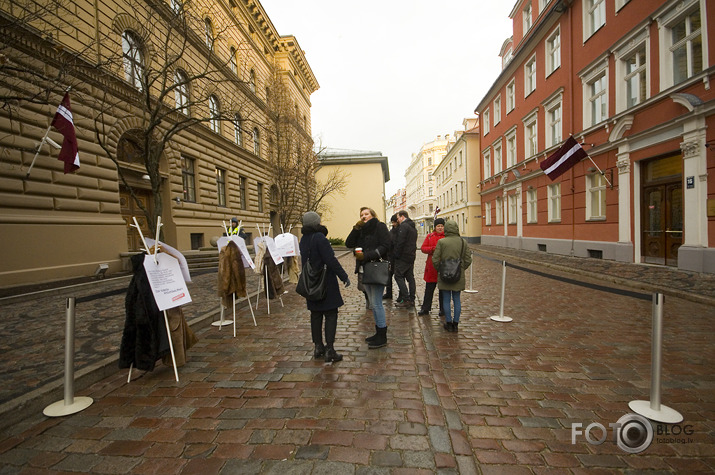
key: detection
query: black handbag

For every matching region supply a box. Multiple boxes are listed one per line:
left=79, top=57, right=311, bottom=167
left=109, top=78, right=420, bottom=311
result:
left=295, top=235, right=327, bottom=301
left=362, top=260, right=390, bottom=286
left=439, top=239, right=465, bottom=284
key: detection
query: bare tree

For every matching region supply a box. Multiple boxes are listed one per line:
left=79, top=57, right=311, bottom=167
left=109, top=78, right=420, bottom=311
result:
left=266, top=69, right=348, bottom=229
left=89, top=0, right=255, bottom=235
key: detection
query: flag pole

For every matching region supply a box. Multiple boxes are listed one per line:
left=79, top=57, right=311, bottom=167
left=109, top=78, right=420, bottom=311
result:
left=586, top=155, right=611, bottom=187
left=24, top=124, right=53, bottom=180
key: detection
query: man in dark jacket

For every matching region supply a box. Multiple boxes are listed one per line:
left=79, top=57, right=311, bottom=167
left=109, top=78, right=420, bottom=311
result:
left=393, top=210, right=417, bottom=308
left=383, top=214, right=399, bottom=300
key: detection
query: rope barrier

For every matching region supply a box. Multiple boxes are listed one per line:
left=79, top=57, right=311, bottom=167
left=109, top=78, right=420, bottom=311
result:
left=473, top=252, right=651, bottom=301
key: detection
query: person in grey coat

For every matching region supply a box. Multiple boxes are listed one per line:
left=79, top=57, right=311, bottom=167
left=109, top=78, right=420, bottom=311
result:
left=432, top=219, right=472, bottom=332
left=299, top=211, right=350, bottom=362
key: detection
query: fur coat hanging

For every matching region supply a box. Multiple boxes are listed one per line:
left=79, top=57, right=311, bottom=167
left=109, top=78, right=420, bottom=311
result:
left=218, top=240, right=247, bottom=307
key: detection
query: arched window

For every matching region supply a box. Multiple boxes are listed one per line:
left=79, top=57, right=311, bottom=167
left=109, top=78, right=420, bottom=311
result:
left=209, top=95, right=220, bottom=133
left=233, top=113, right=242, bottom=146
left=204, top=18, right=214, bottom=50
left=174, top=69, right=189, bottom=115
left=229, top=47, right=237, bottom=74
left=252, top=127, right=260, bottom=155
left=121, top=30, right=144, bottom=90
left=249, top=69, right=256, bottom=93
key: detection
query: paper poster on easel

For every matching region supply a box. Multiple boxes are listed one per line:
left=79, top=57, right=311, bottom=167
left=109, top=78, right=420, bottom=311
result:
left=145, top=238, right=192, bottom=282
left=217, top=236, right=255, bottom=269
left=254, top=236, right=284, bottom=264
left=274, top=233, right=299, bottom=257
left=143, top=253, right=192, bottom=310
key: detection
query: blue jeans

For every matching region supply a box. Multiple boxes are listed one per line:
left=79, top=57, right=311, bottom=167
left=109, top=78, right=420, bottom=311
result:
left=441, top=290, right=461, bottom=323
left=364, top=283, right=386, bottom=328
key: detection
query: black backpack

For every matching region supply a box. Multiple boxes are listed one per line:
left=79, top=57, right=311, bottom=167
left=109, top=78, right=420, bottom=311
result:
left=439, top=239, right=465, bottom=284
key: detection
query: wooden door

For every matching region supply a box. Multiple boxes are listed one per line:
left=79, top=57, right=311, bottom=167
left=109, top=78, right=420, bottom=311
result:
left=642, top=182, right=682, bottom=266
left=120, top=187, right=152, bottom=251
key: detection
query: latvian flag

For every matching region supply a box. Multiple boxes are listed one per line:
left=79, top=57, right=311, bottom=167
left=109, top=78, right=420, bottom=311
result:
left=434, top=206, right=440, bottom=220
left=539, top=135, right=587, bottom=180
left=51, top=92, right=80, bottom=174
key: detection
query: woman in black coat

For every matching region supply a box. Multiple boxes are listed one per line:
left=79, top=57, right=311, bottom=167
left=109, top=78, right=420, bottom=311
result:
left=345, top=207, right=391, bottom=349
left=299, top=211, right=350, bottom=362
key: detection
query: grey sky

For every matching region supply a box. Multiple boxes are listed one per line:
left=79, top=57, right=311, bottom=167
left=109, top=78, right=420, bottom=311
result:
left=261, top=0, right=514, bottom=196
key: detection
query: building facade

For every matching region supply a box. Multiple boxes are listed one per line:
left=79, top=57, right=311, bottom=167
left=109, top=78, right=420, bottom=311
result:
left=434, top=117, right=482, bottom=242
left=0, top=0, right=317, bottom=286
left=405, top=134, right=455, bottom=234
left=476, top=0, right=715, bottom=273
left=314, top=148, right=390, bottom=243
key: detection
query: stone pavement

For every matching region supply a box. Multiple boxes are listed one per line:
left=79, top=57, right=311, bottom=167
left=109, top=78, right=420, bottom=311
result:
left=0, top=245, right=713, bottom=473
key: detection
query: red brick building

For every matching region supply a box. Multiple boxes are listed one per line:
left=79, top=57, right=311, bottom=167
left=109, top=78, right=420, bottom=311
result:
left=476, top=0, right=715, bottom=273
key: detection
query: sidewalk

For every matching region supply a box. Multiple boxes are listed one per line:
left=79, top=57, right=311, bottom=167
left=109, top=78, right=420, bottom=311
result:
left=0, top=245, right=713, bottom=473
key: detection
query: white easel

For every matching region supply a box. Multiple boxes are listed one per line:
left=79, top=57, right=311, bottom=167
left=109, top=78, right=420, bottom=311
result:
left=254, top=224, right=284, bottom=314
left=128, top=216, right=180, bottom=382
left=216, top=220, right=257, bottom=335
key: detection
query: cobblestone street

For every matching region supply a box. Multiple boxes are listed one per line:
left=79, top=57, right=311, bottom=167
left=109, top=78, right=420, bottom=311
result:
left=0, top=247, right=713, bottom=473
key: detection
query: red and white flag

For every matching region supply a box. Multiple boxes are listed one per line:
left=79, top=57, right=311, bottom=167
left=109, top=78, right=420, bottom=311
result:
left=434, top=206, right=440, bottom=220
left=540, top=136, right=587, bottom=180
left=51, top=92, right=80, bottom=174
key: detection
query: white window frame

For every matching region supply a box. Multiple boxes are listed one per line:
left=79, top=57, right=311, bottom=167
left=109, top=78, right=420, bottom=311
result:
left=524, top=55, right=537, bottom=97
left=527, top=189, right=538, bottom=223
left=506, top=79, right=516, bottom=113
left=523, top=110, right=538, bottom=159
left=546, top=26, right=561, bottom=76
left=523, top=3, right=533, bottom=34
left=229, top=47, right=238, bottom=75
left=204, top=17, right=214, bottom=50
left=586, top=173, right=607, bottom=220
left=656, top=0, right=705, bottom=90
left=495, top=196, right=504, bottom=225
left=584, top=0, right=606, bottom=41
left=493, top=138, right=503, bottom=175
left=548, top=183, right=561, bottom=222
left=483, top=149, right=492, bottom=178
left=122, top=30, right=144, bottom=90
left=484, top=201, right=492, bottom=226
left=209, top=95, right=220, bottom=133
left=616, top=0, right=630, bottom=12
left=505, top=127, right=517, bottom=168
left=174, top=70, right=189, bottom=116
left=581, top=57, right=609, bottom=128
left=493, top=95, right=501, bottom=126
left=539, top=0, right=549, bottom=14
left=483, top=108, right=490, bottom=136
left=252, top=127, right=260, bottom=156
left=233, top=113, right=242, bottom=146
left=543, top=90, right=563, bottom=149
left=508, top=194, right=517, bottom=225
left=613, top=27, right=649, bottom=113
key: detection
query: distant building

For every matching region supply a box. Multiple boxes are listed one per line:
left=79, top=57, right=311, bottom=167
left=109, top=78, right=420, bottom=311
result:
left=315, top=148, right=390, bottom=243
left=475, top=0, right=715, bottom=272
left=405, top=135, right=455, bottom=233
left=434, top=117, right=482, bottom=242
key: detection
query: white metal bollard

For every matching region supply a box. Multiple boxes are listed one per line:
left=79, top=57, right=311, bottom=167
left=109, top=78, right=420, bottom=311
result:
left=628, top=293, right=683, bottom=423
left=489, top=261, right=512, bottom=322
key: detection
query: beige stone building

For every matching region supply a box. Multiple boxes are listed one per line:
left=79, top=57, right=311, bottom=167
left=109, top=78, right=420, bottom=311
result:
left=404, top=134, right=455, bottom=234
left=315, top=148, right=390, bottom=243
left=434, top=117, right=482, bottom=242
left=0, top=0, right=317, bottom=286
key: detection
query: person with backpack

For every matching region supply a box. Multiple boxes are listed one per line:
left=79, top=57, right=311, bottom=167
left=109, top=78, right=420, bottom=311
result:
left=418, top=217, right=445, bottom=317
left=432, top=219, right=472, bottom=332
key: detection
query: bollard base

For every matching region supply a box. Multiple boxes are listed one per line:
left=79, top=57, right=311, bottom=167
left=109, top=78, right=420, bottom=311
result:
left=43, top=396, right=93, bottom=417
left=490, top=315, right=512, bottom=322
left=628, top=400, right=683, bottom=424
left=464, top=290, right=479, bottom=293
left=212, top=320, right=233, bottom=327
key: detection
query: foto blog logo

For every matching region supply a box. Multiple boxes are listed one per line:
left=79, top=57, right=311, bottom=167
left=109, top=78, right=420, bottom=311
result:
left=571, top=413, right=653, bottom=454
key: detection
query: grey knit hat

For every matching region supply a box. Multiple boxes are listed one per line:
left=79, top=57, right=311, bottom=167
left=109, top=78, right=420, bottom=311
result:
left=302, top=211, right=321, bottom=227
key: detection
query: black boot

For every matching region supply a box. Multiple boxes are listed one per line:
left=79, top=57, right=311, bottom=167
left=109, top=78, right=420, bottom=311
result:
left=313, top=343, right=325, bottom=358
left=368, top=327, right=387, bottom=349
left=365, top=325, right=379, bottom=342
left=443, top=321, right=452, bottom=331
left=324, top=344, right=343, bottom=363
left=452, top=322, right=458, bottom=332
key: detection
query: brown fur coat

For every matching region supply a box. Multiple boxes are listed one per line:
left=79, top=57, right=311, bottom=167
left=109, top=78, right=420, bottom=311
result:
left=218, top=240, right=247, bottom=307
